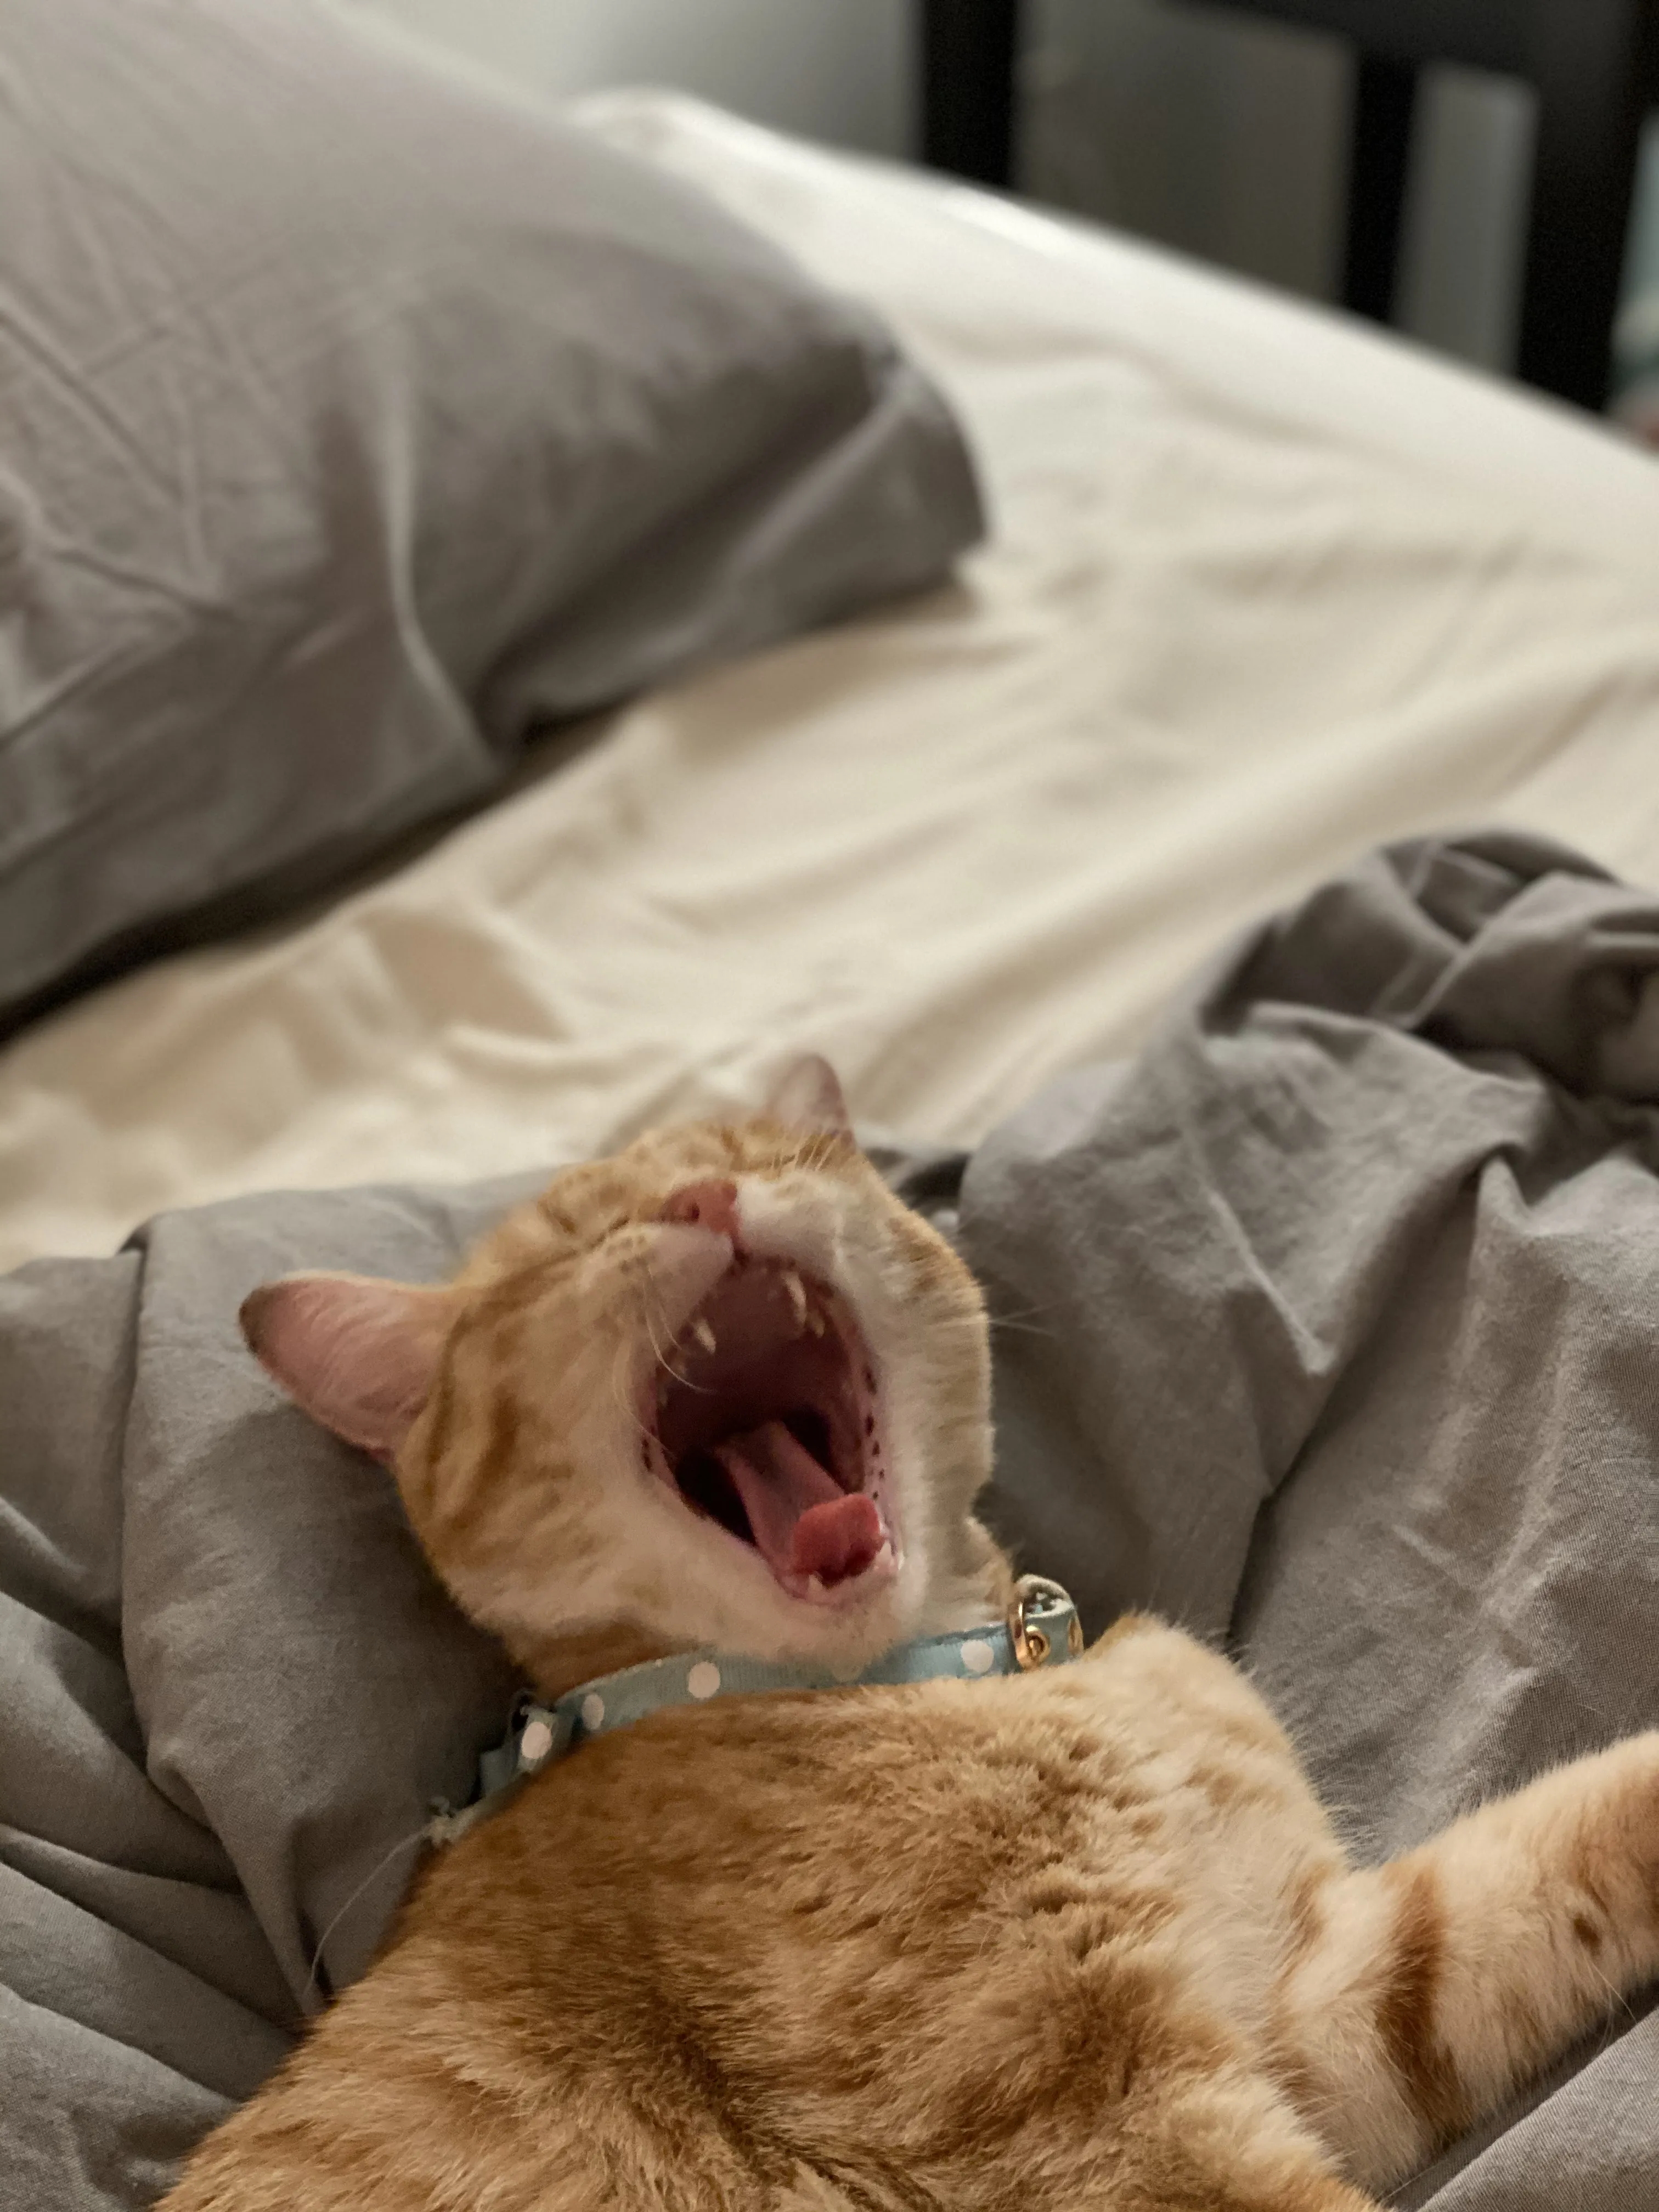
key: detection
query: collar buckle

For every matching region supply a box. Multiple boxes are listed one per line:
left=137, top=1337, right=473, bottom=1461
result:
left=1007, top=1574, right=1084, bottom=1670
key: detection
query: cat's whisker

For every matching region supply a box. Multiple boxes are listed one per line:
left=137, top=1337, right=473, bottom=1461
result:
left=924, top=1311, right=1058, bottom=1344
left=302, top=1825, right=431, bottom=2009
left=633, top=1280, right=699, bottom=1395
left=1582, top=1951, right=1633, bottom=2027
left=608, top=1347, right=653, bottom=1448
left=641, top=1300, right=714, bottom=1394
left=986, top=1299, right=1063, bottom=1328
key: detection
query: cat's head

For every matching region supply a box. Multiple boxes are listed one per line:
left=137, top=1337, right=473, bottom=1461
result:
left=241, top=1059, right=1007, bottom=1690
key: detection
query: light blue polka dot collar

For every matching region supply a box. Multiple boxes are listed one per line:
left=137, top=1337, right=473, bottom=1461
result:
left=435, top=1577, right=1081, bottom=1847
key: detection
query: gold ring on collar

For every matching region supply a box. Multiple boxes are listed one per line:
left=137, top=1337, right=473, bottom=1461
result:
left=1007, top=1574, right=1081, bottom=1671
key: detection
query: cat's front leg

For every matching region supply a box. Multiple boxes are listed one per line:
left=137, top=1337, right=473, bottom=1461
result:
left=1273, top=1729, right=1659, bottom=2193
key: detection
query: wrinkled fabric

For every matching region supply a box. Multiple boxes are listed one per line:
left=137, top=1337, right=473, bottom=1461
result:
left=0, top=3, right=979, bottom=1030
left=7, top=835, right=1659, bottom=2206
left=963, top=831, right=1659, bottom=2208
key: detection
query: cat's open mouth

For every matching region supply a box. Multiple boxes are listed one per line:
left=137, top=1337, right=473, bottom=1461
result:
left=646, top=1258, right=896, bottom=1605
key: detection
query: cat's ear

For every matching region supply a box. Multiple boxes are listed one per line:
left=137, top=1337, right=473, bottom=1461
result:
left=240, top=1272, right=457, bottom=1463
left=764, top=1053, right=851, bottom=1136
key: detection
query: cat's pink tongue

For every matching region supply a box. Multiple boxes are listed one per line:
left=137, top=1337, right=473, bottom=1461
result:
left=791, top=1492, right=884, bottom=1584
left=713, top=1420, right=882, bottom=1586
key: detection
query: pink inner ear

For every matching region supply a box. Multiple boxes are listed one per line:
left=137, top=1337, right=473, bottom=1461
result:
left=240, top=1272, right=456, bottom=1461
left=764, top=1053, right=851, bottom=1136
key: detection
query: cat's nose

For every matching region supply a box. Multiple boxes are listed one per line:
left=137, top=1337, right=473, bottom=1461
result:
left=659, top=1179, right=741, bottom=1243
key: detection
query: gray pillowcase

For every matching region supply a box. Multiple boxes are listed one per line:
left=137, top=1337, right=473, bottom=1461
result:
left=0, top=0, right=981, bottom=1029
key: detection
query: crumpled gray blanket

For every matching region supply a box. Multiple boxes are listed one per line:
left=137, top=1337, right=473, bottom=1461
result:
left=6, top=830, right=1659, bottom=2210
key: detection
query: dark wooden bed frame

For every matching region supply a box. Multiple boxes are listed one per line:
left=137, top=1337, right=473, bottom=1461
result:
left=918, top=0, right=1659, bottom=412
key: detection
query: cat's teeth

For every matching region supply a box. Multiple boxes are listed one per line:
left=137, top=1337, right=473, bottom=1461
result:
left=806, top=1308, right=825, bottom=1337
left=783, top=1269, right=808, bottom=1328
left=692, top=1317, right=717, bottom=1355
left=806, top=1573, right=827, bottom=1597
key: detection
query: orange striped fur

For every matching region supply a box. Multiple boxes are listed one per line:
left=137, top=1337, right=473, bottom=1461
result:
left=163, top=1074, right=1659, bottom=2210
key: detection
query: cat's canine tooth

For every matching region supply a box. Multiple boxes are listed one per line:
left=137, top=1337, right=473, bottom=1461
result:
left=783, top=1269, right=808, bottom=1328
left=806, top=1573, right=827, bottom=1597
left=806, top=1307, right=825, bottom=1337
left=691, top=1317, right=717, bottom=1355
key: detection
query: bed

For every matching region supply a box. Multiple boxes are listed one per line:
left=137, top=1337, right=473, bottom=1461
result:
left=6, top=89, right=1659, bottom=1272
left=8, top=20, right=1659, bottom=2212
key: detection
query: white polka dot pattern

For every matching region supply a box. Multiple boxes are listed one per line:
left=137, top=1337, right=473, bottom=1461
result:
left=456, top=1588, right=1081, bottom=1844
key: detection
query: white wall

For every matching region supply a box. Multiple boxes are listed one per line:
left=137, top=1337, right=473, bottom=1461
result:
left=342, top=0, right=1629, bottom=382
left=341, top=0, right=912, bottom=158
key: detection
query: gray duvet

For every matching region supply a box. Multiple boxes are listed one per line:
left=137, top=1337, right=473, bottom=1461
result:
left=5, top=831, right=1659, bottom=2209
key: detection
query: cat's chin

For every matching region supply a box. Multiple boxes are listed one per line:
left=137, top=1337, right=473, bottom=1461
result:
left=516, top=1571, right=917, bottom=1703
left=770, top=1538, right=900, bottom=1611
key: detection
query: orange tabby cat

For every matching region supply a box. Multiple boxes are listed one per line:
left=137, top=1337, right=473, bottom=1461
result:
left=162, top=1058, right=1659, bottom=2211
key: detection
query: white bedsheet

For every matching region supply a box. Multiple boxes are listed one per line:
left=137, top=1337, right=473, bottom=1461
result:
left=6, top=93, right=1659, bottom=1269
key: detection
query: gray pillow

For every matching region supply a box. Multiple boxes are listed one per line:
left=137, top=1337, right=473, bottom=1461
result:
left=0, top=0, right=981, bottom=1029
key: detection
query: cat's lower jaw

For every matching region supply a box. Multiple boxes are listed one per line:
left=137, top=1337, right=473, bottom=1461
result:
left=512, top=1538, right=1012, bottom=1706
